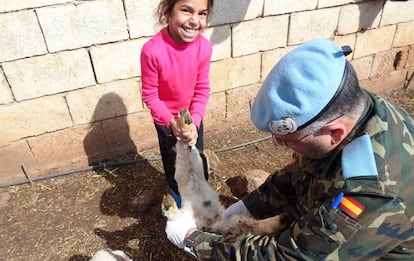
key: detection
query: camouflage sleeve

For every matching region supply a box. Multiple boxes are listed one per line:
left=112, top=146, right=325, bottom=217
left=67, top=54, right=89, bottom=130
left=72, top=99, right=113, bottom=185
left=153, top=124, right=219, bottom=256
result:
left=194, top=193, right=413, bottom=260
left=194, top=231, right=294, bottom=261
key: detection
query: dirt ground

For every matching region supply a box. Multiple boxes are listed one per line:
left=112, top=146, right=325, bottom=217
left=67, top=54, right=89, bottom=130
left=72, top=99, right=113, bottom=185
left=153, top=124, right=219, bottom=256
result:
left=1, top=87, right=414, bottom=261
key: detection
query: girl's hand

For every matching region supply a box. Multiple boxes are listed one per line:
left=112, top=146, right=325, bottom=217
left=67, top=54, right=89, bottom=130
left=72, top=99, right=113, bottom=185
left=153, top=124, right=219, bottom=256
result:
left=170, top=118, right=182, bottom=139
left=170, top=118, right=198, bottom=145
left=181, top=123, right=198, bottom=146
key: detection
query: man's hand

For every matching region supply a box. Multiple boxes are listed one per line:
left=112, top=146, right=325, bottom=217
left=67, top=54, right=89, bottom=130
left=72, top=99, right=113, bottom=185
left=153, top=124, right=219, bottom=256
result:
left=165, top=212, right=197, bottom=249
left=222, top=200, right=252, bottom=221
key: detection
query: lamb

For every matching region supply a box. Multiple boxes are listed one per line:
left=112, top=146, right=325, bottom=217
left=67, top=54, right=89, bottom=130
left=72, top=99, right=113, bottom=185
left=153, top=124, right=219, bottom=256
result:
left=161, top=109, right=288, bottom=240
left=89, top=249, right=132, bottom=261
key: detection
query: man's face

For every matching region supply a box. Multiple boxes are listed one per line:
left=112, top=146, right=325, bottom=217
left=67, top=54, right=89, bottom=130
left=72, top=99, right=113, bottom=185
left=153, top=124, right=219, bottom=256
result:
left=272, top=131, right=335, bottom=159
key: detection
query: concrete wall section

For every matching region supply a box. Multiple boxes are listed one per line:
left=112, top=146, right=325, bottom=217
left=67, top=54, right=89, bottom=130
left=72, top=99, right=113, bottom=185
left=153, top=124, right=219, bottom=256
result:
left=0, top=0, right=413, bottom=185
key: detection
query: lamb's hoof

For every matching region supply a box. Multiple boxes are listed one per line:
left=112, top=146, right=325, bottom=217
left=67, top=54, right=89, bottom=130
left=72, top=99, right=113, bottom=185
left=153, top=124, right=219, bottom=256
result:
left=179, top=108, right=193, bottom=132
left=161, top=194, right=181, bottom=220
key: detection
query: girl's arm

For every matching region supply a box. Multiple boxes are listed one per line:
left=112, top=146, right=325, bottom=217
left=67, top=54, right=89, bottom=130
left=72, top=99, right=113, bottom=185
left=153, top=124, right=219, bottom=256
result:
left=140, top=50, right=174, bottom=126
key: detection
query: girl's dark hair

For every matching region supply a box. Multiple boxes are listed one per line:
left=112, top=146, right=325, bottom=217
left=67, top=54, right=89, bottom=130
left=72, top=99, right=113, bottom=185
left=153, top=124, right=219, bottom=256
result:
left=156, top=0, right=214, bottom=25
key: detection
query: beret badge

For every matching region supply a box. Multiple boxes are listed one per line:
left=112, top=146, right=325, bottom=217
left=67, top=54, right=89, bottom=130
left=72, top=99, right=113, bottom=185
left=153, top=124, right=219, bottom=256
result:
left=268, top=117, right=297, bottom=135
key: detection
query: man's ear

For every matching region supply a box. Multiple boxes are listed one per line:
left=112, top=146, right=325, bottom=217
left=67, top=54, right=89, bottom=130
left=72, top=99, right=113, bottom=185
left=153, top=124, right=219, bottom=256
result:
left=321, top=119, right=347, bottom=145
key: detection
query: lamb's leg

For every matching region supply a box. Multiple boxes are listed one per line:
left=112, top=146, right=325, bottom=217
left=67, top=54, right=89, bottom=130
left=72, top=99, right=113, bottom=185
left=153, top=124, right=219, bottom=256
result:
left=241, top=213, right=288, bottom=235
left=221, top=213, right=289, bottom=242
left=179, top=108, right=194, bottom=132
left=178, top=108, right=205, bottom=180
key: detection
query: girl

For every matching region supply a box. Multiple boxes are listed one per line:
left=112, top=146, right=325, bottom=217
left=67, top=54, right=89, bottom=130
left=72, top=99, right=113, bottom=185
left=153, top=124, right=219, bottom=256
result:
left=140, top=0, right=214, bottom=207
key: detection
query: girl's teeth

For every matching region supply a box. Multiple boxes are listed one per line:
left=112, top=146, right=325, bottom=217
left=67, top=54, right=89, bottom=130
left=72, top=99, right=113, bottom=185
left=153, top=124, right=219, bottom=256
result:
left=184, top=28, right=195, bottom=33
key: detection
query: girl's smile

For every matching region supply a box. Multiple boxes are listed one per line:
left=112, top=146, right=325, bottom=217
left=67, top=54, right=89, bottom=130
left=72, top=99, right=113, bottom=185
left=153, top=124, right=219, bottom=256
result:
left=168, top=0, right=209, bottom=43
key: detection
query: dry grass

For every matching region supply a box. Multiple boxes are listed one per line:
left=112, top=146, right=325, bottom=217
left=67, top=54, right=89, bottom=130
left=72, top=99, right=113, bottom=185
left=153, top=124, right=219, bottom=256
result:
left=1, top=87, right=413, bottom=261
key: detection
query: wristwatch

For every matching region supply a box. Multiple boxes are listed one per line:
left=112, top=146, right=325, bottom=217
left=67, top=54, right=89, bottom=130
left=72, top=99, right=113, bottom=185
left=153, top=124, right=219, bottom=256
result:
left=184, top=230, right=202, bottom=257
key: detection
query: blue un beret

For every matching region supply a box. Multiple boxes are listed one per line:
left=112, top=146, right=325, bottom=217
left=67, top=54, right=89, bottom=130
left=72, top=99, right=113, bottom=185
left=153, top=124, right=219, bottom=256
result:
left=251, top=38, right=347, bottom=135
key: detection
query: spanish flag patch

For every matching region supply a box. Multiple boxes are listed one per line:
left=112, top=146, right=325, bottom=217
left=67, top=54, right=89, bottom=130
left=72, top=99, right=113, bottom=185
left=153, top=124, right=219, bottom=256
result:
left=339, top=195, right=365, bottom=218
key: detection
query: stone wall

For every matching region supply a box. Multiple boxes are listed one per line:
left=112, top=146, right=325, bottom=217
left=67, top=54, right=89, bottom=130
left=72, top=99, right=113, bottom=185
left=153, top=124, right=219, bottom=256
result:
left=0, top=0, right=413, bottom=185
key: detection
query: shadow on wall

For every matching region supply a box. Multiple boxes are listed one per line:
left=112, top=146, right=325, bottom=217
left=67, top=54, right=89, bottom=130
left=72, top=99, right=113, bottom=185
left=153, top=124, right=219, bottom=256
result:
left=207, top=0, right=405, bottom=47
left=357, top=0, right=385, bottom=32
left=83, top=92, right=137, bottom=165
left=83, top=92, right=164, bottom=216
left=208, top=0, right=251, bottom=45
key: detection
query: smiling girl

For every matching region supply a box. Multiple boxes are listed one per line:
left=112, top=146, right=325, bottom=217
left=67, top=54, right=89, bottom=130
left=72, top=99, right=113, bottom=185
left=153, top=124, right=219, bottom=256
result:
left=140, top=0, right=214, bottom=207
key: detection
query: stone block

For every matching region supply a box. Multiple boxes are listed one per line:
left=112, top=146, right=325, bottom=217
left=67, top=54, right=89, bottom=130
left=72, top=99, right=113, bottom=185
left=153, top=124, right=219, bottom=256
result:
left=0, top=95, right=72, bottom=145
left=28, top=126, right=95, bottom=171
left=319, top=0, right=364, bottom=8
left=90, top=39, right=148, bottom=83
left=37, top=0, right=128, bottom=52
left=0, top=141, right=40, bottom=185
left=354, top=26, right=396, bottom=58
left=351, top=56, right=374, bottom=80
left=338, top=1, right=382, bottom=35
left=405, top=46, right=414, bottom=69
left=203, top=26, right=231, bottom=61
left=233, top=16, right=288, bottom=57
left=381, top=0, right=414, bottom=26
left=226, top=84, right=260, bottom=120
left=125, top=0, right=161, bottom=38
left=209, top=0, right=263, bottom=25
left=102, top=115, right=139, bottom=156
left=394, top=21, right=414, bottom=47
left=210, top=54, right=261, bottom=93
left=371, top=47, right=409, bottom=78
left=264, top=0, right=317, bottom=15
left=362, top=70, right=408, bottom=93
left=289, top=8, right=340, bottom=45
left=204, top=92, right=226, bottom=130
left=407, top=73, right=414, bottom=89
left=82, top=123, right=109, bottom=164
left=3, top=49, right=95, bottom=101
left=0, top=0, right=68, bottom=12
left=226, top=169, right=270, bottom=198
left=261, top=47, right=293, bottom=80
left=127, top=111, right=158, bottom=151
left=66, top=79, right=142, bottom=125
left=0, top=10, right=47, bottom=62
left=0, top=72, right=13, bottom=104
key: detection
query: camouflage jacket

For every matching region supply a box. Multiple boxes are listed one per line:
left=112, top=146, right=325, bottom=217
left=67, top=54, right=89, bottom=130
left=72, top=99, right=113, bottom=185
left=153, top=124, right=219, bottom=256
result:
left=193, top=91, right=414, bottom=260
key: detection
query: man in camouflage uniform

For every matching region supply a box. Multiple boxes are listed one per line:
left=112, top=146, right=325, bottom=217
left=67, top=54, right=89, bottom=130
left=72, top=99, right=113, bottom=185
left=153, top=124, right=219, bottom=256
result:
left=165, top=39, right=414, bottom=260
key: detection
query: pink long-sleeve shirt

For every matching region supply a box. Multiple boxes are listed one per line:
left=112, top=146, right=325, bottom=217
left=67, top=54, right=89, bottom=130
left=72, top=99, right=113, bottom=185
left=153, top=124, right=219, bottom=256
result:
left=140, top=27, right=212, bottom=128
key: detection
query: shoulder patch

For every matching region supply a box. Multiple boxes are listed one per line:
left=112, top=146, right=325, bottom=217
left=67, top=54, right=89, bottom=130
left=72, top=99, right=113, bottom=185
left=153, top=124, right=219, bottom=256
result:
left=342, top=134, right=378, bottom=179
left=339, top=195, right=365, bottom=218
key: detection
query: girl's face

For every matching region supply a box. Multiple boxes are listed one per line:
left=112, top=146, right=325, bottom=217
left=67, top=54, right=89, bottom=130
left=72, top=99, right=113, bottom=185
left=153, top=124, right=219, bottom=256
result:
left=167, top=0, right=209, bottom=43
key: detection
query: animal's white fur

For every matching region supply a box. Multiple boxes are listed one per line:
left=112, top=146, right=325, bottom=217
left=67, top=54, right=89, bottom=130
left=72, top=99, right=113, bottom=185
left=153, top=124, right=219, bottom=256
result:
left=89, top=249, right=132, bottom=261
left=174, top=142, right=225, bottom=231
left=161, top=109, right=287, bottom=239
left=163, top=141, right=286, bottom=238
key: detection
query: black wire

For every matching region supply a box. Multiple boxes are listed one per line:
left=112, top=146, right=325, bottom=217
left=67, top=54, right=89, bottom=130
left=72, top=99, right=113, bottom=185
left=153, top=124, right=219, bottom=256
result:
left=0, top=135, right=272, bottom=188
